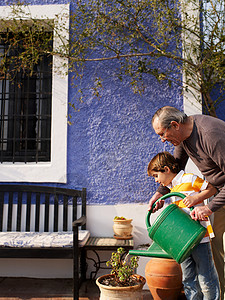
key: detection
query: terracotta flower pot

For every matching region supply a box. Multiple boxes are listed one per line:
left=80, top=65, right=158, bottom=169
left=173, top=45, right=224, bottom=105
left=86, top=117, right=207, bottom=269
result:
left=145, top=257, right=183, bottom=300
left=113, top=219, right=133, bottom=239
left=96, top=274, right=146, bottom=300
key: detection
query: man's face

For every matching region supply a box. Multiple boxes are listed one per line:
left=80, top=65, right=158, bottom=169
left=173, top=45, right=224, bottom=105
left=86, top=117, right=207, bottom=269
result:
left=152, top=117, right=183, bottom=146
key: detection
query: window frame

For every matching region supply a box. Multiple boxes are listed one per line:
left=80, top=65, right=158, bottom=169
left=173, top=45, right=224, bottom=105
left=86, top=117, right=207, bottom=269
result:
left=0, top=4, right=69, bottom=183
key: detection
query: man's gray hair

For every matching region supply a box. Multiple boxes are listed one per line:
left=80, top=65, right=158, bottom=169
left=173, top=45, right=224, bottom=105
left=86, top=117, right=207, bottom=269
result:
left=152, top=106, right=187, bottom=128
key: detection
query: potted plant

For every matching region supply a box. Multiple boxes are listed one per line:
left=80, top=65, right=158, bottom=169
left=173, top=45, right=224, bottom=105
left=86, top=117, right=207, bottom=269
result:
left=113, top=216, right=133, bottom=239
left=96, top=247, right=146, bottom=300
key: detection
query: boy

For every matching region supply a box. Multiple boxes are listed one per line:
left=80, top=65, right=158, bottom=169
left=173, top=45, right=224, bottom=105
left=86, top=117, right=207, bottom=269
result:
left=148, top=151, right=220, bottom=300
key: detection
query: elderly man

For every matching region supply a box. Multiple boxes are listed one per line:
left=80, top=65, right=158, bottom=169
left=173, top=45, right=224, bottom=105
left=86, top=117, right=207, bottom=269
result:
left=149, top=106, right=225, bottom=299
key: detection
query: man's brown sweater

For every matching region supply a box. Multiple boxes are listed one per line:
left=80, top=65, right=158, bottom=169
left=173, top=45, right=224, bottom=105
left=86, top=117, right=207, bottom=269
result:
left=158, top=114, right=225, bottom=212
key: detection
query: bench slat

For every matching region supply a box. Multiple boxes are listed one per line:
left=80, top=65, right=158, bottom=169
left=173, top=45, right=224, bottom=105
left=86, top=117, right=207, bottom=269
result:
left=0, top=192, right=4, bottom=231
left=63, top=195, right=68, bottom=231
left=26, top=192, right=32, bottom=231
left=7, top=192, right=13, bottom=231
left=35, top=194, right=40, bottom=232
left=44, top=194, right=50, bottom=232
left=54, top=194, right=59, bottom=232
left=81, top=189, right=87, bottom=230
left=16, top=192, right=22, bottom=232
left=73, top=196, right=77, bottom=224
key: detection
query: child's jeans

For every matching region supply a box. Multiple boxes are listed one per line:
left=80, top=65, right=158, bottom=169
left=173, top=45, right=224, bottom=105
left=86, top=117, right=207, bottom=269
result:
left=181, top=242, right=220, bottom=300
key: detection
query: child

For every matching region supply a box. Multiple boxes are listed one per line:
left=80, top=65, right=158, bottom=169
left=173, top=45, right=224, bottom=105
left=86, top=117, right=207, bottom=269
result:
left=148, top=151, right=220, bottom=300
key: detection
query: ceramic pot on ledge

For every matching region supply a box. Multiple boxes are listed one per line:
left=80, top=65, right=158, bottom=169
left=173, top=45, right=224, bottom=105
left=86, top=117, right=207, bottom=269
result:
left=113, top=218, right=133, bottom=239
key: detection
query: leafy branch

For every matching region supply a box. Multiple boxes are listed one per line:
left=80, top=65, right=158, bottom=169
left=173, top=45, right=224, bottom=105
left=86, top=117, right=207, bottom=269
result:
left=1, top=0, right=225, bottom=116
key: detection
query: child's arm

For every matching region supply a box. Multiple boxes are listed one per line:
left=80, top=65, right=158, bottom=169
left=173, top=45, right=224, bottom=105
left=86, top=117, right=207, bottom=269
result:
left=183, top=183, right=217, bottom=208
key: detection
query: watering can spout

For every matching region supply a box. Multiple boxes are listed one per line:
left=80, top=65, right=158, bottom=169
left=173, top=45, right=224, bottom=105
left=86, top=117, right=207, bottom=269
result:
left=129, top=241, right=172, bottom=259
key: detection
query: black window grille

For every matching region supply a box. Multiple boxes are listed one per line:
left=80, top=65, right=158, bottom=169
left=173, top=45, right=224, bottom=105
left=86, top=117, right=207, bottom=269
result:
left=0, top=31, right=52, bottom=163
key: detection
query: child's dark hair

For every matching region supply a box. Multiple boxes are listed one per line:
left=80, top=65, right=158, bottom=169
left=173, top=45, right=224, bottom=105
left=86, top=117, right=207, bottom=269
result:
left=147, top=151, right=180, bottom=176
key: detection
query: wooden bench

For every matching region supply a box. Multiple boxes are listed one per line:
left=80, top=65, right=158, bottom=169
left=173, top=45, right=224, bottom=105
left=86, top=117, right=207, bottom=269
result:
left=84, top=237, right=134, bottom=279
left=0, top=185, right=88, bottom=300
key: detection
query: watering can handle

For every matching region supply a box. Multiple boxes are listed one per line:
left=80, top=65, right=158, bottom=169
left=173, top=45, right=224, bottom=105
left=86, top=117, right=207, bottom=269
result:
left=146, top=192, right=193, bottom=229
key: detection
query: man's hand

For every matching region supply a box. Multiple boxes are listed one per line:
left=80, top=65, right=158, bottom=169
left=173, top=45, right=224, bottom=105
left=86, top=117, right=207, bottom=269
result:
left=148, top=192, right=164, bottom=212
left=190, top=205, right=213, bottom=221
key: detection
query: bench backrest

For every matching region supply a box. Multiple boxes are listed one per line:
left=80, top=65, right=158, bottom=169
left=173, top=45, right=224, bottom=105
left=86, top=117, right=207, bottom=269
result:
left=0, top=185, right=86, bottom=232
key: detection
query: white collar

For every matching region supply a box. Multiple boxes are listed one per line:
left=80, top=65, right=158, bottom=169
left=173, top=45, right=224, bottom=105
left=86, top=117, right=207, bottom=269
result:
left=167, top=170, right=185, bottom=189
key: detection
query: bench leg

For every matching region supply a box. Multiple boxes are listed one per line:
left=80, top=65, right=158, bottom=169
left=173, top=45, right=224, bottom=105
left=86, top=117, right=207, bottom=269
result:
left=73, top=228, right=79, bottom=300
left=80, top=248, right=86, bottom=282
left=73, top=253, right=79, bottom=300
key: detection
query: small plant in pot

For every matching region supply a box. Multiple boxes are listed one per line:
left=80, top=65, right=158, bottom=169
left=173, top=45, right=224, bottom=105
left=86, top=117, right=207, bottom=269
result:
left=113, top=216, right=133, bottom=239
left=96, top=247, right=146, bottom=300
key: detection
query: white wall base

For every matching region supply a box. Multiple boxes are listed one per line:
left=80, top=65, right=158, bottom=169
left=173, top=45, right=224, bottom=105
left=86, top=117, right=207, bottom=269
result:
left=0, top=258, right=73, bottom=278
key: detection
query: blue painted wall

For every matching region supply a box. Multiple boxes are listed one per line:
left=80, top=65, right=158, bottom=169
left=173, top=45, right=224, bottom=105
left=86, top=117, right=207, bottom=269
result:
left=0, top=0, right=68, bottom=5
left=67, top=58, right=182, bottom=204
left=1, top=0, right=184, bottom=204
left=212, top=83, right=225, bottom=122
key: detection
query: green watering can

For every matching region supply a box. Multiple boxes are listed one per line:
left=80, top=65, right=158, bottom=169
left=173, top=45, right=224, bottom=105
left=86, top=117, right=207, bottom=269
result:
left=129, top=192, right=207, bottom=264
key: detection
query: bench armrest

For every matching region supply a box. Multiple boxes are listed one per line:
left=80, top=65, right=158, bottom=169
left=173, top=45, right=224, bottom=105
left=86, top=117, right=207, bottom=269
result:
left=72, top=216, right=87, bottom=229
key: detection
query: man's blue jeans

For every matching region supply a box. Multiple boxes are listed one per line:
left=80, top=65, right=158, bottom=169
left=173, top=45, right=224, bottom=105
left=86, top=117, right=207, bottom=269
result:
left=181, top=242, right=220, bottom=300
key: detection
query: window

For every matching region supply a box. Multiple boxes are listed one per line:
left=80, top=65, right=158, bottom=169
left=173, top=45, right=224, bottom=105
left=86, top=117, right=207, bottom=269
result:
left=0, top=4, right=69, bottom=183
left=0, top=31, right=52, bottom=163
